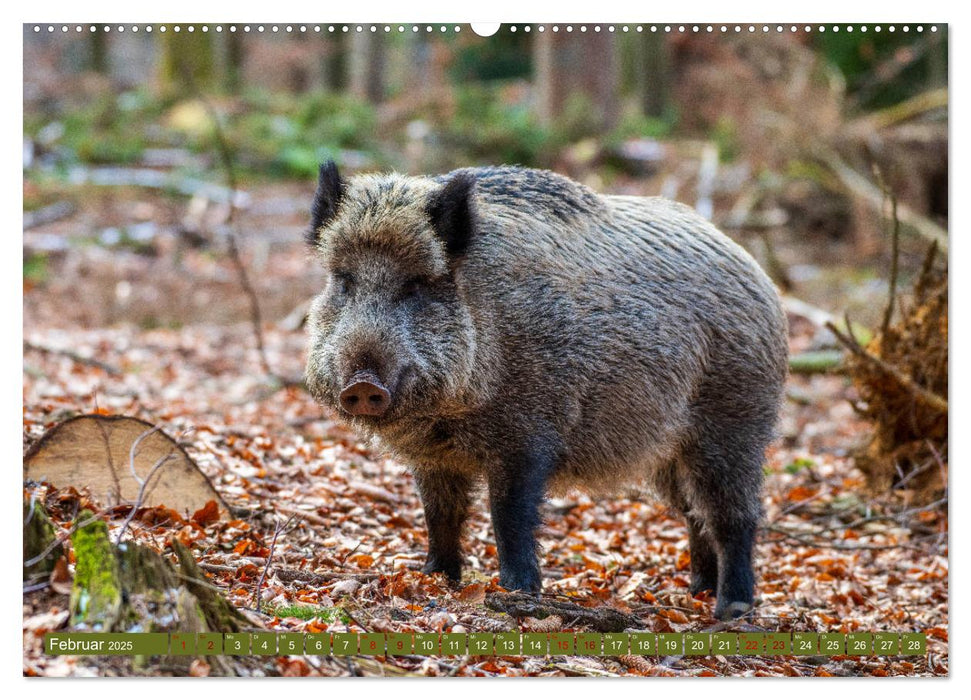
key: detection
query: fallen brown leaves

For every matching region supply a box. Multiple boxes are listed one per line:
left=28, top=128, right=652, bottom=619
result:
left=22, top=215, right=947, bottom=677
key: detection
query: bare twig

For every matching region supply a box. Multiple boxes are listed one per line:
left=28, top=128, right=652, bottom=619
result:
left=114, top=453, right=176, bottom=545
left=111, top=424, right=180, bottom=544
left=876, top=169, right=901, bottom=335
left=926, top=440, right=948, bottom=494
left=176, top=61, right=273, bottom=379
left=252, top=514, right=298, bottom=613
left=127, top=425, right=163, bottom=485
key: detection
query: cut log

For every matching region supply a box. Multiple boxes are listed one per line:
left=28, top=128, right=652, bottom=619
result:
left=24, top=415, right=228, bottom=520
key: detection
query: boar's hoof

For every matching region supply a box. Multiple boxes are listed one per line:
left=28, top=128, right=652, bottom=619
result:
left=339, top=373, right=391, bottom=417
left=689, top=574, right=718, bottom=597
left=421, top=558, right=462, bottom=583
left=714, top=600, right=753, bottom=621
left=499, top=570, right=542, bottom=594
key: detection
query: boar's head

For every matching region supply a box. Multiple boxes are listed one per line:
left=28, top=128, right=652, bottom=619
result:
left=304, top=161, right=479, bottom=428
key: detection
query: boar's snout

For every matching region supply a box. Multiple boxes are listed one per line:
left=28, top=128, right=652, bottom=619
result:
left=339, top=371, right=392, bottom=417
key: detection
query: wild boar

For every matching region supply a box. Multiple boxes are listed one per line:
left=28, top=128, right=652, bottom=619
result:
left=305, top=161, right=788, bottom=619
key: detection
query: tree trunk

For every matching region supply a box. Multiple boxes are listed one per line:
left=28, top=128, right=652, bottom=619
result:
left=533, top=29, right=620, bottom=133
left=159, top=26, right=216, bottom=95
left=349, top=31, right=386, bottom=103
left=637, top=33, right=670, bottom=118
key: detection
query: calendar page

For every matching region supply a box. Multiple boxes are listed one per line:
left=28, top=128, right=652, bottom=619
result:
left=22, top=15, right=949, bottom=680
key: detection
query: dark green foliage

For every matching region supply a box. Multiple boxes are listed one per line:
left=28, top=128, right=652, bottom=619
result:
left=441, top=85, right=552, bottom=166
left=450, top=30, right=532, bottom=82
left=815, top=26, right=948, bottom=109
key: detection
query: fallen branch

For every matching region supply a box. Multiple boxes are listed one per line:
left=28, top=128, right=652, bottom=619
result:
left=272, top=568, right=381, bottom=585
left=789, top=350, right=844, bottom=375
left=484, top=591, right=642, bottom=633
left=848, top=87, right=948, bottom=133
left=816, top=148, right=948, bottom=251
left=551, top=662, right=621, bottom=677
left=24, top=340, right=121, bottom=376
left=763, top=525, right=940, bottom=552
left=781, top=296, right=837, bottom=329
left=876, top=168, right=902, bottom=335
left=23, top=201, right=76, bottom=230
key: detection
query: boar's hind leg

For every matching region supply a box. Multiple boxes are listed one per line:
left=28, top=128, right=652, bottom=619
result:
left=655, top=463, right=719, bottom=596
left=486, top=441, right=557, bottom=593
left=415, top=469, right=474, bottom=582
left=683, top=430, right=765, bottom=621
left=685, top=513, right=720, bottom=596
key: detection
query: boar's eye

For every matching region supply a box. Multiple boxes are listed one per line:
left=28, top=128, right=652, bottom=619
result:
left=332, top=271, right=354, bottom=296
left=400, top=277, right=423, bottom=302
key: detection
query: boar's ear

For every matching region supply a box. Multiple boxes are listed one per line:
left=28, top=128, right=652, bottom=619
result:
left=307, top=160, right=345, bottom=246
left=427, top=172, right=476, bottom=259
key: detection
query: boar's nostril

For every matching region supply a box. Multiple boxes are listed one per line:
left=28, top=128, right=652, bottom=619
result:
left=339, top=373, right=392, bottom=417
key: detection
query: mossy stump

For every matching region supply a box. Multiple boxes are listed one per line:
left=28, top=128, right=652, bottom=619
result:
left=61, top=509, right=248, bottom=673
left=70, top=512, right=122, bottom=630
left=23, top=499, right=64, bottom=583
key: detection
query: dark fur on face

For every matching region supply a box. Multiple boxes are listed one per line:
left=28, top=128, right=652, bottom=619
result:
left=305, top=162, right=788, bottom=620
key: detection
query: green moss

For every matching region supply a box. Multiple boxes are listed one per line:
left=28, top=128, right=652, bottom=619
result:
left=70, top=511, right=122, bottom=630
left=265, top=603, right=347, bottom=622
left=23, top=253, right=48, bottom=285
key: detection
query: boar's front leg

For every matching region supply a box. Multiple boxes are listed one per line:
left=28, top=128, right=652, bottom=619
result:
left=414, top=469, right=474, bottom=582
left=486, top=441, right=557, bottom=593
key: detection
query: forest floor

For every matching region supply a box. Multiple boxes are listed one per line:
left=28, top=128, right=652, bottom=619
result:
left=23, top=182, right=948, bottom=677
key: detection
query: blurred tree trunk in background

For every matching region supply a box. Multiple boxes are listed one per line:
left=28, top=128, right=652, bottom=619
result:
left=287, top=33, right=311, bottom=93
left=636, top=33, right=670, bottom=118
left=160, top=27, right=215, bottom=94
left=323, top=33, right=349, bottom=92
left=223, top=31, right=244, bottom=93
left=89, top=31, right=108, bottom=74
left=349, top=31, right=386, bottom=102
left=533, top=30, right=619, bottom=132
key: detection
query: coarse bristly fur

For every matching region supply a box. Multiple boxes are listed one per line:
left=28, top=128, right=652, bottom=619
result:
left=304, top=162, right=789, bottom=620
